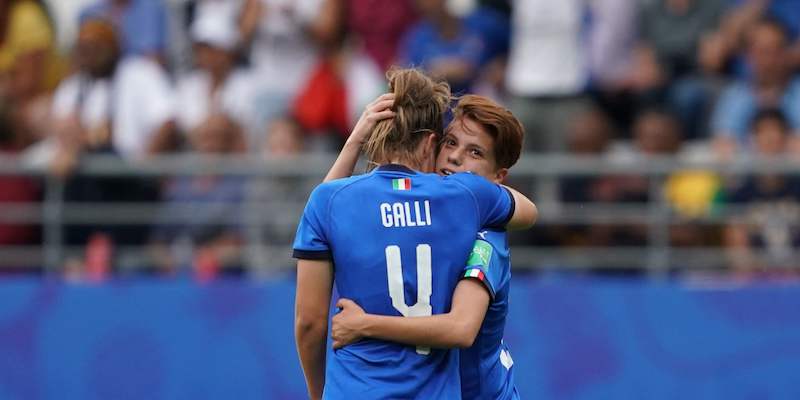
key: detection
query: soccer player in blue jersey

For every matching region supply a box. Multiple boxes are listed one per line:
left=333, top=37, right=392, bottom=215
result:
left=293, top=70, right=537, bottom=399
left=329, top=94, right=526, bottom=399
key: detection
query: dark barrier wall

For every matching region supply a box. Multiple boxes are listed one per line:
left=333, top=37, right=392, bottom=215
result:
left=0, top=277, right=799, bottom=399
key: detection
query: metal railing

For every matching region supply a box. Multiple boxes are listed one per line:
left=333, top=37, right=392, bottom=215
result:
left=2, top=153, right=800, bottom=275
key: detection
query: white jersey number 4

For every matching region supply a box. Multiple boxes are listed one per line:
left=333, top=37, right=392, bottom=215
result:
left=385, top=244, right=432, bottom=355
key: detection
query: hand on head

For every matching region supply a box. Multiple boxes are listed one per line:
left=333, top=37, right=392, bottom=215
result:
left=348, top=93, right=396, bottom=146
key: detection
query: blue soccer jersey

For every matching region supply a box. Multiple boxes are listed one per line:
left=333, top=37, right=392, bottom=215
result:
left=293, top=164, right=515, bottom=399
left=460, top=229, right=518, bottom=400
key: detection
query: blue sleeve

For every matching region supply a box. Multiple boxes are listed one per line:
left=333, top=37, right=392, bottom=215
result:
left=447, top=172, right=514, bottom=229
left=460, top=238, right=505, bottom=300
left=711, top=83, right=753, bottom=143
left=292, top=184, right=332, bottom=260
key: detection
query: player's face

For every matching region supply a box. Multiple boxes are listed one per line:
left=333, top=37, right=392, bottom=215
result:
left=435, top=117, right=506, bottom=183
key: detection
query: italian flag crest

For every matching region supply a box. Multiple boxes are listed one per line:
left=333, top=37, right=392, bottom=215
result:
left=392, top=178, right=411, bottom=190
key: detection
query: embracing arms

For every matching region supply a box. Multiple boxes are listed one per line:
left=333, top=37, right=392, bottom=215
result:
left=505, top=186, right=538, bottom=230
left=332, top=278, right=490, bottom=349
left=324, top=94, right=537, bottom=230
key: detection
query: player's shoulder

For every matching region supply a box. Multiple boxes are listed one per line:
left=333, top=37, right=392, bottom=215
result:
left=444, top=171, right=501, bottom=197
left=310, top=175, right=369, bottom=200
left=444, top=171, right=494, bottom=186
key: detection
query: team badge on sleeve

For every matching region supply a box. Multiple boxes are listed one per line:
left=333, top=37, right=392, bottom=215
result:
left=467, top=240, right=492, bottom=268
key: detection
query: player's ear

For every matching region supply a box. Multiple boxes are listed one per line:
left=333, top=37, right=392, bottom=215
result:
left=417, top=132, right=437, bottom=160
left=492, top=168, right=508, bottom=184
left=417, top=132, right=438, bottom=173
left=424, top=133, right=437, bottom=155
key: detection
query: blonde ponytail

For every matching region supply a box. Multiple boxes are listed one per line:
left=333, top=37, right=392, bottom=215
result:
left=363, top=68, right=451, bottom=167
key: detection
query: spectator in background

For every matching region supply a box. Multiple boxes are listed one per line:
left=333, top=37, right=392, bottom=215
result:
left=26, top=17, right=171, bottom=271
left=400, top=0, right=509, bottom=95
left=239, top=0, right=340, bottom=138
left=342, top=0, right=416, bottom=128
left=652, top=0, right=728, bottom=140
left=0, top=0, right=65, bottom=151
left=592, top=0, right=727, bottom=138
left=700, top=0, right=800, bottom=77
left=37, top=17, right=177, bottom=165
left=249, top=116, right=316, bottom=269
left=505, top=0, right=590, bottom=152
left=564, top=107, right=614, bottom=157
left=724, top=108, right=800, bottom=274
left=289, top=0, right=389, bottom=151
left=0, top=103, right=39, bottom=263
left=79, top=0, right=168, bottom=60
left=711, top=17, right=800, bottom=158
left=631, top=108, right=683, bottom=157
left=627, top=108, right=719, bottom=255
left=346, top=0, right=417, bottom=71
left=559, top=109, right=684, bottom=250
left=556, top=108, right=615, bottom=248
left=149, top=113, right=247, bottom=278
left=586, top=0, right=638, bottom=95
left=263, top=116, right=305, bottom=157
left=44, top=0, right=96, bottom=52
left=765, top=0, right=800, bottom=70
left=176, top=3, right=255, bottom=146
left=605, top=109, right=683, bottom=207
left=25, top=17, right=121, bottom=172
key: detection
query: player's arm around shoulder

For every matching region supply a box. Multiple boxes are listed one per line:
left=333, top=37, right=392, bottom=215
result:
left=503, top=185, right=538, bottom=231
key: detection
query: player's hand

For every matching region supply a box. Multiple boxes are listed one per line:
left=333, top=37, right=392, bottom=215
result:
left=347, top=93, right=396, bottom=146
left=331, top=298, right=367, bottom=349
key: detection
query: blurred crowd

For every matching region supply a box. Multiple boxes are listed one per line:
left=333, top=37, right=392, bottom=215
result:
left=0, top=0, right=799, bottom=277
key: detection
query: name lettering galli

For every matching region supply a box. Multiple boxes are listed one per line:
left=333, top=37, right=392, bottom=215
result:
left=380, top=200, right=432, bottom=228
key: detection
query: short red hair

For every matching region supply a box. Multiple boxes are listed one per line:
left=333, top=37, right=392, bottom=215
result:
left=450, top=95, right=524, bottom=169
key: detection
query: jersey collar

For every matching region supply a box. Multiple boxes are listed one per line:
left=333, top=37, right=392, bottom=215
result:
left=375, top=164, right=419, bottom=174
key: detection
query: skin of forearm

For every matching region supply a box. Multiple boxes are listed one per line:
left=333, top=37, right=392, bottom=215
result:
left=361, top=313, right=476, bottom=348
left=503, top=185, right=538, bottom=230
left=295, top=318, right=327, bottom=399
left=295, top=259, right=333, bottom=399
left=324, top=140, right=362, bottom=182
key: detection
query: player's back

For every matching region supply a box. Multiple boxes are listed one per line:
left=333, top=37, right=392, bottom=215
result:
left=306, top=164, right=513, bottom=399
left=459, top=229, right=518, bottom=400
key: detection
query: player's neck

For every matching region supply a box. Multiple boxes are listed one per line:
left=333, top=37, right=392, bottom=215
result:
left=386, top=156, right=425, bottom=173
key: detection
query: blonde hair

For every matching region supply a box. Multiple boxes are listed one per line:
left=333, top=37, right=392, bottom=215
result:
left=363, top=68, right=450, bottom=167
